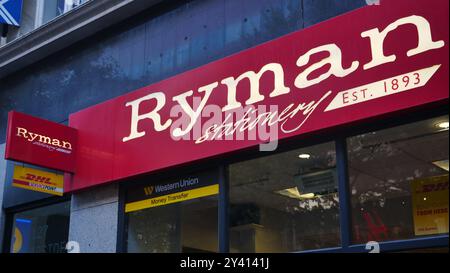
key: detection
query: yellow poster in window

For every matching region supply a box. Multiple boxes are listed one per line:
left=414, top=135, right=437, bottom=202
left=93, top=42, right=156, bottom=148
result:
left=411, top=175, right=448, bottom=236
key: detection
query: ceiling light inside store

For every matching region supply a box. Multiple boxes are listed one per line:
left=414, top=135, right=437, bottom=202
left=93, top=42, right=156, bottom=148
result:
left=432, top=160, right=449, bottom=171
left=436, top=121, right=449, bottom=130
left=299, top=193, right=315, bottom=199
left=298, top=153, right=311, bottom=159
left=275, top=187, right=315, bottom=200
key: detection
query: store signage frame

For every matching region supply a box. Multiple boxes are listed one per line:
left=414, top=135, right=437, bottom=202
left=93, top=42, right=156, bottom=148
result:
left=66, top=0, right=449, bottom=192
left=5, top=111, right=78, bottom=173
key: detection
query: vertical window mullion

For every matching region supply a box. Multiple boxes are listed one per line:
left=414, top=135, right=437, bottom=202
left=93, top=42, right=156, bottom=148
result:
left=34, top=0, right=45, bottom=29
left=218, top=164, right=229, bottom=253
left=116, top=183, right=126, bottom=253
left=2, top=212, right=14, bottom=253
left=336, top=138, right=352, bottom=250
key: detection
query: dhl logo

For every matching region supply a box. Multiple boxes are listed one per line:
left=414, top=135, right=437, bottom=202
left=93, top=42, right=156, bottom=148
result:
left=23, top=173, right=54, bottom=185
left=416, top=181, right=449, bottom=193
left=144, top=186, right=154, bottom=196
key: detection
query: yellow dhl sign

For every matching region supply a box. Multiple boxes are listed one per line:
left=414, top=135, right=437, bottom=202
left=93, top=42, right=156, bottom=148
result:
left=12, top=165, right=64, bottom=196
left=125, top=184, right=218, bottom=213
left=411, top=175, right=449, bottom=236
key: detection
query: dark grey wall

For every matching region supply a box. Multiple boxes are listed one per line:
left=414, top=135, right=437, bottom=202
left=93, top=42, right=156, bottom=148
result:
left=0, top=0, right=366, bottom=144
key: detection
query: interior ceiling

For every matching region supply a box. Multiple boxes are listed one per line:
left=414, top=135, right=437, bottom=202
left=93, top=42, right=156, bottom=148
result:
left=229, top=116, right=449, bottom=211
left=229, top=142, right=338, bottom=212
left=15, top=201, right=70, bottom=219
left=349, top=116, right=449, bottom=200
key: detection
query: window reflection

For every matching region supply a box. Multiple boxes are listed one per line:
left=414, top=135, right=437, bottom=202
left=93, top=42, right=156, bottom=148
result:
left=42, top=0, right=89, bottom=25
left=127, top=196, right=218, bottom=253
left=126, top=170, right=219, bottom=253
left=229, top=142, right=340, bottom=252
left=348, top=115, right=449, bottom=244
left=10, top=201, right=70, bottom=253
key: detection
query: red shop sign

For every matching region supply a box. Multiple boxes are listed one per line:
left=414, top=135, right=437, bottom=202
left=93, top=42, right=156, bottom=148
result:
left=66, top=0, right=449, bottom=192
left=5, top=111, right=78, bottom=173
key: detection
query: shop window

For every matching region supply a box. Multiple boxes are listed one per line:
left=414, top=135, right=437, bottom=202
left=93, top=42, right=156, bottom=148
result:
left=126, top=171, right=219, bottom=253
left=228, top=142, right=340, bottom=252
left=3, top=0, right=90, bottom=44
left=39, top=0, right=89, bottom=26
left=9, top=201, right=71, bottom=253
left=348, top=115, right=449, bottom=244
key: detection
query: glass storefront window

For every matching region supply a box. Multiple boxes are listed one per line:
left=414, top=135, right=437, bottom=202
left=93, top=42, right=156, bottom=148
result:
left=10, top=201, right=71, bottom=253
left=126, top=172, right=219, bottom=253
left=41, top=0, right=89, bottom=25
left=228, top=142, right=340, bottom=252
left=348, top=115, right=449, bottom=244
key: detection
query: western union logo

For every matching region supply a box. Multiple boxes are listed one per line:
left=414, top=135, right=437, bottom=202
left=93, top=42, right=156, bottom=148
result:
left=143, top=186, right=154, bottom=195
left=125, top=184, right=218, bottom=213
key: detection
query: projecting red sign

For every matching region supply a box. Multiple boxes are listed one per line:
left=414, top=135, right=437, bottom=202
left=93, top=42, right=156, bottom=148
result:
left=5, top=111, right=77, bottom=173
left=66, top=0, right=449, bottom=192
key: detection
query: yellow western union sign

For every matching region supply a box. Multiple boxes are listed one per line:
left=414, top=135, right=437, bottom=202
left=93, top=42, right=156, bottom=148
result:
left=125, top=184, right=218, bottom=213
left=12, top=165, right=64, bottom=196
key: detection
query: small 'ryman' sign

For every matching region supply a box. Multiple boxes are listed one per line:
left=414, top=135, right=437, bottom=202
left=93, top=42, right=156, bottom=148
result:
left=5, top=111, right=78, bottom=173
